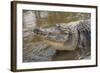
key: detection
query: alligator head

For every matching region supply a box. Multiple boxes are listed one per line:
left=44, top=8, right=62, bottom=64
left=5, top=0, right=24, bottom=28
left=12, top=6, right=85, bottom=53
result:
left=33, top=21, right=79, bottom=51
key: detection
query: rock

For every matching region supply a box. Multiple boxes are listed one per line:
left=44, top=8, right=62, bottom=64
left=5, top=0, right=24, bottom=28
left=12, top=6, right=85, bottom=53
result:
left=23, top=42, right=56, bottom=62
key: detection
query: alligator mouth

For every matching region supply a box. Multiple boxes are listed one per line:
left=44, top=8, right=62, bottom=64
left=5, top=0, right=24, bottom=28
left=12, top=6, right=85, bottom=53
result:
left=33, top=28, right=49, bottom=39
left=33, top=28, right=47, bottom=36
left=33, top=28, right=67, bottom=42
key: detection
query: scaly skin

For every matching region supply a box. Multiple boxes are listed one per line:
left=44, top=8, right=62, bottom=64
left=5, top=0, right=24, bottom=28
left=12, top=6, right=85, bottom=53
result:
left=33, top=22, right=79, bottom=51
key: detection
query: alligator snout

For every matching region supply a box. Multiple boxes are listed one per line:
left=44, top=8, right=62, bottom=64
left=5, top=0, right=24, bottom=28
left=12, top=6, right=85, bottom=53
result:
left=33, top=28, right=47, bottom=37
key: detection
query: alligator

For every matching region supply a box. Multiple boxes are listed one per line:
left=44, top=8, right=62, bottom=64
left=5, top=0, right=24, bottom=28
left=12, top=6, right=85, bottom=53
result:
left=33, top=19, right=91, bottom=59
